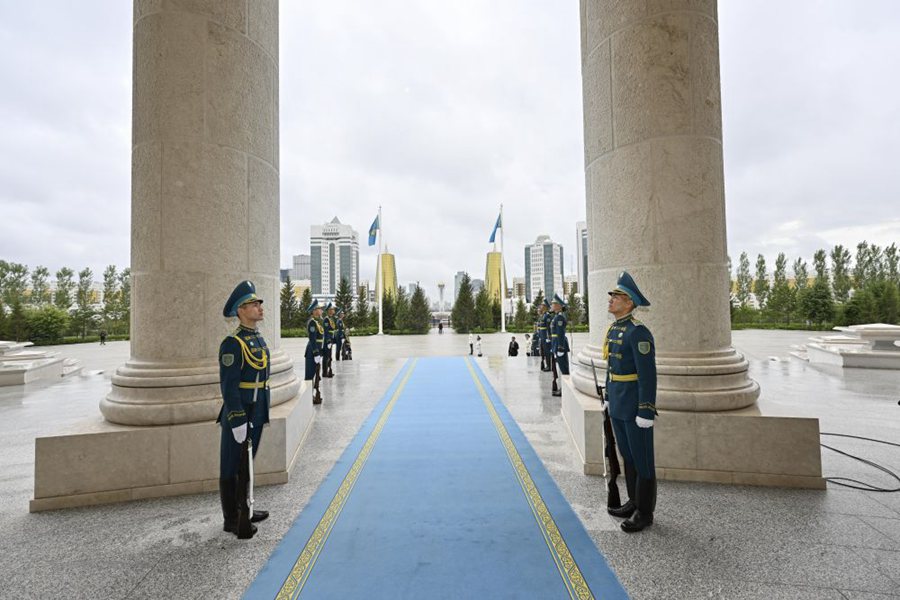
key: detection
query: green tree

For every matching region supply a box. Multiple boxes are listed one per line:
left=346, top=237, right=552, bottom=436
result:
left=792, top=258, right=809, bottom=292
left=30, top=266, right=51, bottom=306
left=280, top=276, right=298, bottom=329
left=753, top=254, right=769, bottom=308
left=765, top=253, right=794, bottom=323
left=101, top=265, right=119, bottom=330
left=529, top=290, right=545, bottom=322
left=54, top=267, right=76, bottom=311
left=333, top=277, right=354, bottom=328
left=117, top=268, right=131, bottom=335
left=842, top=288, right=877, bottom=325
left=72, top=268, right=97, bottom=338
left=812, top=249, right=829, bottom=282
left=567, top=290, right=583, bottom=326
left=884, top=243, right=899, bottom=286
left=299, top=287, right=313, bottom=316
left=7, top=301, right=28, bottom=341
left=799, top=279, right=835, bottom=325
left=491, top=300, right=501, bottom=329
left=394, top=287, right=410, bottom=330
left=408, top=285, right=432, bottom=333
left=735, top=253, right=752, bottom=307
left=830, top=244, right=852, bottom=303
left=382, top=292, right=396, bottom=330
left=2, top=262, right=29, bottom=307
left=355, top=288, right=370, bottom=329
left=870, top=280, right=900, bottom=324
left=474, top=287, right=493, bottom=330
left=450, top=273, right=476, bottom=333
left=513, top=298, right=529, bottom=329
left=26, top=305, right=70, bottom=343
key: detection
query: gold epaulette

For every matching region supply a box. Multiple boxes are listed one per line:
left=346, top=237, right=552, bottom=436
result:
left=232, top=335, right=268, bottom=371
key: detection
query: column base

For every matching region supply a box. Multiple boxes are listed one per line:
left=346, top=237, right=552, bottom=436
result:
left=101, top=350, right=300, bottom=425
left=31, top=381, right=313, bottom=512
left=560, top=375, right=824, bottom=489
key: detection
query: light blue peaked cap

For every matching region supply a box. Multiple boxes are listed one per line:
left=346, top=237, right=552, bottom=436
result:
left=609, top=271, right=650, bottom=307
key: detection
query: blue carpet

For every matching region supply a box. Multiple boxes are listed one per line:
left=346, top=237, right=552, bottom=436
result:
left=245, top=357, right=628, bottom=599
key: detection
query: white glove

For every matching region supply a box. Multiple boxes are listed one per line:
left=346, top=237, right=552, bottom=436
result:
left=635, top=416, right=654, bottom=428
left=232, top=423, right=248, bottom=444
left=598, top=400, right=608, bottom=412
left=557, top=352, right=565, bottom=357
left=314, top=356, right=322, bottom=364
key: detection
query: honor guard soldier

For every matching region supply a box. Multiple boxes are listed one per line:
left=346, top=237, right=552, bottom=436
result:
left=322, top=303, right=336, bottom=378
left=218, top=281, right=270, bottom=539
left=539, top=298, right=553, bottom=371
left=305, top=299, right=324, bottom=405
left=550, top=293, right=570, bottom=377
left=603, top=271, right=658, bottom=533
left=334, top=309, right=346, bottom=361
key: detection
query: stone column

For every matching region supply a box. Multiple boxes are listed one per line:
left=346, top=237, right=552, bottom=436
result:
left=575, top=1, right=759, bottom=410
left=101, top=0, right=299, bottom=425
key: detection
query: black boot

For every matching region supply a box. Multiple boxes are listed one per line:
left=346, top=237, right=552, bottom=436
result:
left=608, top=462, right=637, bottom=518
left=222, top=477, right=257, bottom=538
left=622, top=478, right=656, bottom=533
left=220, top=478, right=237, bottom=532
left=251, top=510, right=269, bottom=523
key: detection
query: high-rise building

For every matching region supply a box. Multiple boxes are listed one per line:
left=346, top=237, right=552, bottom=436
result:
left=484, top=251, right=507, bottom=303
left=311, top=218, right=358, bottom=301
left=471, top=278, right=484, bottom=295
left=524, top=235, right=564, bottom=303
left=453, top=270, right=466, bottom=302
left=575, top=221, right=588, bottom=299
left=563, top=274, right=579, bottom=297
left=512, top=277, right=526, bottom=299
left=292, top=254, right=311, bottom=280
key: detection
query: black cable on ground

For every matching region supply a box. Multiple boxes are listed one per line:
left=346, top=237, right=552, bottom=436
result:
left=820, top=432, right=900, bottom=492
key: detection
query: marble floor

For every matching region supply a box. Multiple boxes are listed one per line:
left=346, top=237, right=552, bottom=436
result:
left=1, top=330, right=898, bottom=599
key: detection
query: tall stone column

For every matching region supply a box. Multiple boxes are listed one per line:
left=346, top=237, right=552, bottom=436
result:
left=101, top=0, right=299, bottom=425
left=574, top=1, right=759, bottom=410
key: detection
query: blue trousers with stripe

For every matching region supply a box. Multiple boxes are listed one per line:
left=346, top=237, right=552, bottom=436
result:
left=610, top=417, right=655, bottom=479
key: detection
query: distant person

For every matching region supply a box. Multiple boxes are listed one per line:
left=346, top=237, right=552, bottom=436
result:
left=99, top=330, right=107, bottom=345
left=468, top=333, right=474, bottom=355
left=438, top=322, right=443, bottom=334
left=508, top=336, right=519, bottom=357
left=475, top=335, right=483, bottom=357
left=524, top=333, right=531, bottom=356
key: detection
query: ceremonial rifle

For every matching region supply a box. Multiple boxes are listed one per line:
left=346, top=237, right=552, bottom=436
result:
left=591, top=358, right=622, bottom=509
left=236, top=373, right=259, bottom=539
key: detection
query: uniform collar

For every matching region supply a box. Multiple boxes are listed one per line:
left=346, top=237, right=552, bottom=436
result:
left=238, top=324, right=258, bottom=333
left=614, top=312, right=634, bottom=325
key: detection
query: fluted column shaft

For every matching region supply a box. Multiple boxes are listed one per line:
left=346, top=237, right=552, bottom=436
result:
left=576, top=0, right=758, bottom=410
left=102, top=0, right=299, bottom=425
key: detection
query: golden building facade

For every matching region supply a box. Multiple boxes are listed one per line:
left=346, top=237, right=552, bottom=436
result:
left=484, top=251, right=506, bottom=303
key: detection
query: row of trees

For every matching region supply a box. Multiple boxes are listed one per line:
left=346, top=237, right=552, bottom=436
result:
left=0, top=261, right=131, bottom=343
left=280, top=276, right=432, bottom=334
left=449, top=273, right=589, bottom=334
left=730, top=241, right=899, bottom=326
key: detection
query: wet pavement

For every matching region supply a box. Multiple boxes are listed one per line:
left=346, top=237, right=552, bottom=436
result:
left=1, top=330, right=898, bottom=599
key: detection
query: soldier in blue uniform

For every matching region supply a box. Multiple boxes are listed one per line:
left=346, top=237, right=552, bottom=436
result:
left=305, top=299, right=324, bottom=405
left=334, top=309, right=346, bottom=361
left=550, top=293, right=570, bottom=374
left=322, top=303, right=336, bottom=378
left=603, top=271, right=658, bottom=532
left=539, top=298, right=553, bottom=372
left=218, top=281, right=270, bottom=539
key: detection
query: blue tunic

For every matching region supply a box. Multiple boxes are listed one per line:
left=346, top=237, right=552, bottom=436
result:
left=305, top=317, right=324, bottom=380
left=218, top=325, right=271, bottom=478
left=604, top=314, right=657, bottom=421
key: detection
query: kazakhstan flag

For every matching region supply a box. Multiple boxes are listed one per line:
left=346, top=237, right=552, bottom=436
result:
left=368, top=215, right=380, bottom=246
left=488, top=213, right=502, bottom=243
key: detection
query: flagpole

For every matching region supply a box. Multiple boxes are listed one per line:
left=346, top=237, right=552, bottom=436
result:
left=499, top=203, right=506, bottom=333
left=377, top=205, right=384, bottom=335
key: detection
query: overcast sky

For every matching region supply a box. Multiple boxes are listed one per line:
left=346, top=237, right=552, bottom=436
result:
left=1, top=2, right=898, bottom=301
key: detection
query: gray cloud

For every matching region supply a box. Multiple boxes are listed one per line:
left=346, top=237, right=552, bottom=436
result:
left=1, top=2, right=897, bottom=303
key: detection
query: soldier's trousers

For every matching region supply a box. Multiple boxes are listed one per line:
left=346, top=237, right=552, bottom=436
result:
left=610, top=417, right=655, bottom=480
left=335, top=340, right=343, bottom=361
left=556, top=353, right=569, bottom=374
left=220, top=409, right=265, bottom=479
left=304, top=354, right=315, bottom=380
